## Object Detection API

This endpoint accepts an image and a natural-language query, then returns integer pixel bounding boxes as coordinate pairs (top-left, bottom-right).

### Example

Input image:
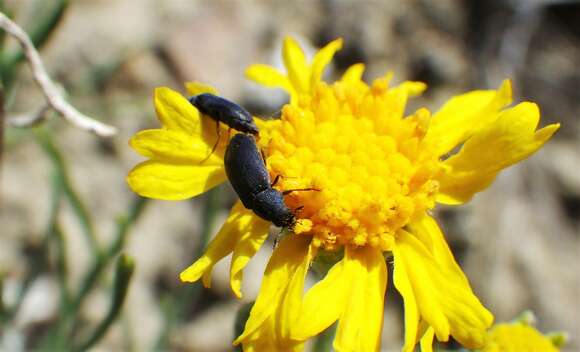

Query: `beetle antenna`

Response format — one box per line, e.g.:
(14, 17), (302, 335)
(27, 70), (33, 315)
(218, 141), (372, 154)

(282, 188), (320, 196)
(270, 175), (301, 187)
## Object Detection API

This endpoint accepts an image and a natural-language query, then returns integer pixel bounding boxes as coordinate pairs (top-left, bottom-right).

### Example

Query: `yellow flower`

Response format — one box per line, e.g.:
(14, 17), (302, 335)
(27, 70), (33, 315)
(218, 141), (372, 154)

(127, 82), (226, 200)
(482, 323), (562, 352)
(126, 36), (559, 352)
(246, 36), (343, 104)
(420, 311), (567, 352)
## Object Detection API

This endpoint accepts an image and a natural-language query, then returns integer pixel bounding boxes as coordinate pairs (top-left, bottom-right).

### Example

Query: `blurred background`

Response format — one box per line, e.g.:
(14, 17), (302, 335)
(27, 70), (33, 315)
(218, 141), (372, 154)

(1, 0), (579, 351)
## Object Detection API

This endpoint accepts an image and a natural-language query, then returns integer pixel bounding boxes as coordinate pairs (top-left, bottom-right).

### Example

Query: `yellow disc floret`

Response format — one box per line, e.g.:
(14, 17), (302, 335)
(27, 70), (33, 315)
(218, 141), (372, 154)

(257, 75), (440, 251)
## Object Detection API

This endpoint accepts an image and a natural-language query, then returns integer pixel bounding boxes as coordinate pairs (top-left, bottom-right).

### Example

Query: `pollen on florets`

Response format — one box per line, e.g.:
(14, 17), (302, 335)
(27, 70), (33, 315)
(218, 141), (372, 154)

(257, 76), (441, 251)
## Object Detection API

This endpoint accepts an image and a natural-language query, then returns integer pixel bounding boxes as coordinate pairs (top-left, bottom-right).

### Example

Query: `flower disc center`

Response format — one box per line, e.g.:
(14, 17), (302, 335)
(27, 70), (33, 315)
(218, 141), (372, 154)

(258, 80), (440, 250)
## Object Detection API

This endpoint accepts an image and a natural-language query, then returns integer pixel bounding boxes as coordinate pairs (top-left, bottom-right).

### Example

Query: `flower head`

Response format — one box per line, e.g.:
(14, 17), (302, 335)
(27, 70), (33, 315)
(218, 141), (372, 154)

(127, 36), (559, 351)
(480, 311), (566, 352)
(420, 311), (567, 352)
(483, 323), (562, 352)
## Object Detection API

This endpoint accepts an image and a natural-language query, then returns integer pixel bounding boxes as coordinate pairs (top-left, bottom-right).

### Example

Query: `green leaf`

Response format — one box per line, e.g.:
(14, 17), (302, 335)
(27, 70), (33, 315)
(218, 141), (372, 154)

(36, 129), (100, 255)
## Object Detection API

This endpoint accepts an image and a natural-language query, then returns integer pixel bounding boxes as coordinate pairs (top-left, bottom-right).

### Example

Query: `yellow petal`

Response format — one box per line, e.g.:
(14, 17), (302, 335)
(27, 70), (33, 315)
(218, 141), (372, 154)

(334, 246), (387, 352)
(235, 235), (313, 346)
(230, 215), (271, 298)
(277, 240), (316, 343)
(310, 38), (343, 88)
(393, 240), (420, 352)
(239, 336), (304, 352)
(397, 81), (427, 97)
(407, 216), (469, 287)
(291, 254), (347, 340)
(154, 87), (203, 135)
(283, 36), (310, 94)
(184, 81), (219, 96)
(180, 202), (250, 285)
(341, 63), (365, 83)
(129, 129), (223, 164)
(394, 226), (493, 349)
(426, 80), (512, 156)
(420, 327), (435, 352)
(437, 102), (560, 204)
(127, 160), (226, 200)
(245, 64), (293, 93)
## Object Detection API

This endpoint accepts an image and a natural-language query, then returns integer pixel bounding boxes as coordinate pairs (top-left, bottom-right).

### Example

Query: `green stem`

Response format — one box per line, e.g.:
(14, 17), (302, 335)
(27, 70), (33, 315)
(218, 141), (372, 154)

(71, 195), (147, 314)
(195, 187), (221, 258)
(233, 302), (254, 352)
(0, 271), (4, 320)
(154, 187), (221, 350)
(313, 323), (337, 352)
(110, 196), (148, 255)
(36, 130), (100, 256)
(52, 224), (70, 310)
(73, 254), (135, 352)
(2, 168), (62, 322)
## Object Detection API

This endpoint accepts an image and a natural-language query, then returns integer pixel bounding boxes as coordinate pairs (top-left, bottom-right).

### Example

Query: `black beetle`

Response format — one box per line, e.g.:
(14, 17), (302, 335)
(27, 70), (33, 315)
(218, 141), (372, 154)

(225, 133), (315, 229)
(188, 93), (259, 135)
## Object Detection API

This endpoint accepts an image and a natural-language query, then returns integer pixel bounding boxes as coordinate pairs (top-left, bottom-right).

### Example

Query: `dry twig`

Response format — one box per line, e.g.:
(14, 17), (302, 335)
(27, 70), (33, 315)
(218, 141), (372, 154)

(8, 104), (51, 127)
(0, 11), (117, 137)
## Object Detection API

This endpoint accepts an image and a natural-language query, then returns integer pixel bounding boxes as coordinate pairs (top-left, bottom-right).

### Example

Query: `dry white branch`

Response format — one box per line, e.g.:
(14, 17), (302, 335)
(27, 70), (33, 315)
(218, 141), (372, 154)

(8, 104), (50, 127)
(0, 11), (117, 137)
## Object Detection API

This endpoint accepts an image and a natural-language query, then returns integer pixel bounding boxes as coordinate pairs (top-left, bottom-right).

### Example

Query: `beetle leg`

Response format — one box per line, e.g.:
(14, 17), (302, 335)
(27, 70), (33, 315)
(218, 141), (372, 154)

(293, 205), (305, 216)
(271, 174), (281, 187)
(259, 148), (268, 166)
(199, 121), (221, 164)
(270, 109), (282, 119)
(273, 228), (285, 249)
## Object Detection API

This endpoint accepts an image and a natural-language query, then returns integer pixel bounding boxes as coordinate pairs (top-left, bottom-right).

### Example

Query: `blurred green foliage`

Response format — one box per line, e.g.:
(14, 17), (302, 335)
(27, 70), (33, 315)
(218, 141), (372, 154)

(0, 0), (69, 88)
(0, 3), (227, 349)
(0, 4), (149, 349)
